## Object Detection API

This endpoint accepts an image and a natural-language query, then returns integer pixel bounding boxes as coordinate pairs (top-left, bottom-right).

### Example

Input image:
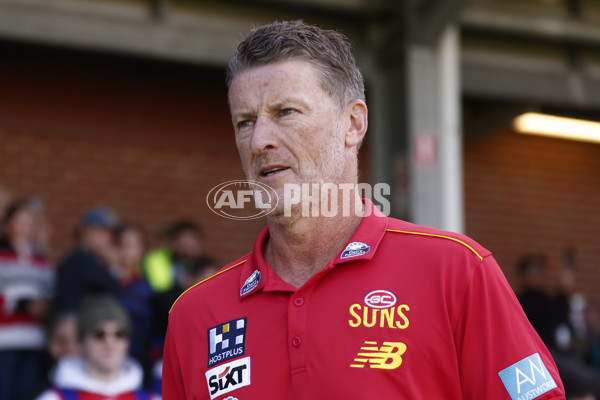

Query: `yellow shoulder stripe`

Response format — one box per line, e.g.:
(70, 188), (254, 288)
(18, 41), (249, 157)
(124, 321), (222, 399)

(169, 259), (247, 314)
(386, 229), (484, 261)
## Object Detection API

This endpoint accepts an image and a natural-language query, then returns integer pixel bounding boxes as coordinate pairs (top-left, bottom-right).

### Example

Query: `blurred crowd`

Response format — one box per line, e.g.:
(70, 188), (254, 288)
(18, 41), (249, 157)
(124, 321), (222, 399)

(0, 190), (219, 400)
(518, 254), (600, 400)
(5, 187), (600, 400)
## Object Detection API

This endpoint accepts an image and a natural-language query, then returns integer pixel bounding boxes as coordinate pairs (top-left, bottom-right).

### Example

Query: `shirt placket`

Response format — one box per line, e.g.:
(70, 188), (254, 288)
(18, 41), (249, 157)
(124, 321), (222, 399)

(288, 286), (309, 378)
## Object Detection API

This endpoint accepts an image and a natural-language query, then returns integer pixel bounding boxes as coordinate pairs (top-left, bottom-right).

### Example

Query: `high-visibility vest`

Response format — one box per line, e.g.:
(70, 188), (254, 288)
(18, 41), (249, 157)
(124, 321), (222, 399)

(143, 248), (174, 293)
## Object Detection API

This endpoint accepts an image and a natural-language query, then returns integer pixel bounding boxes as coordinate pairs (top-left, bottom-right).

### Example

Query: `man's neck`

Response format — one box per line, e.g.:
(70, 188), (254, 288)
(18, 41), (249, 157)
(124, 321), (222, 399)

(264, 195), (364, 288)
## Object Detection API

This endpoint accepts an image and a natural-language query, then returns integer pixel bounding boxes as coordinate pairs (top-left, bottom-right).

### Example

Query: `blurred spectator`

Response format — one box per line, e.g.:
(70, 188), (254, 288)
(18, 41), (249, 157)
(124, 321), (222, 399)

(179, 255), (220, 290)
(150, 256), (219, 399)
(518, 254), (600, 399)
(35, 295), (147, 400)
(517, 254), (571, 350)
(113, 224), (155, 381)
(53, 206), (120, 314)
(26, 312), (80, 400)
(153, 256), (219, 350)
(585, 305), (600, 369)
(552, 350), (599, 400)
(143, 220), (203, 293)
(150, 358), (162, 400)
(0, 199), (54, 400)
(46, 312), (80, 361)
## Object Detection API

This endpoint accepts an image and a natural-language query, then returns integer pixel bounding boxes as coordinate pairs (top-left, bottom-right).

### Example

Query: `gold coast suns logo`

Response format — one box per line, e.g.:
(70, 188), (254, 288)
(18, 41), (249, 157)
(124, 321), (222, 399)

(348, 290), (410, 329)
(348, 290), (410, 370)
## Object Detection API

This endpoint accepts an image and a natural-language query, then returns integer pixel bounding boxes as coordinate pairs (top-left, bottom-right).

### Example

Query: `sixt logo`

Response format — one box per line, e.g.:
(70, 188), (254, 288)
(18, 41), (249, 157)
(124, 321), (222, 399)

(206, 180), (278, 220)
(350, 341), (407, 370)
(205, 357), (251, 400)
(341, 242), (370, 259)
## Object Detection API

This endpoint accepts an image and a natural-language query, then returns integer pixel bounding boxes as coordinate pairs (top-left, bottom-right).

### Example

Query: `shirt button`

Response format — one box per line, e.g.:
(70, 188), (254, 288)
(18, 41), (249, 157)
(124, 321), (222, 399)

(292, 336), (302, 347)
(294, 297), (304, 306)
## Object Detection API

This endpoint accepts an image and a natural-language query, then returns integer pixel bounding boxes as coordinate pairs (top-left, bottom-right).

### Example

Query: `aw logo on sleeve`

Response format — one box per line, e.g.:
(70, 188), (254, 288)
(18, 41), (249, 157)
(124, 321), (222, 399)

(498, 353), (557, 400)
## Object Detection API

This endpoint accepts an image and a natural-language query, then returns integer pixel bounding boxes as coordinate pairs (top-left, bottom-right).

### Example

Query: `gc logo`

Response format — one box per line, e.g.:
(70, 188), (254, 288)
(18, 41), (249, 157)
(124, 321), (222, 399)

(364, 290), (397, 309)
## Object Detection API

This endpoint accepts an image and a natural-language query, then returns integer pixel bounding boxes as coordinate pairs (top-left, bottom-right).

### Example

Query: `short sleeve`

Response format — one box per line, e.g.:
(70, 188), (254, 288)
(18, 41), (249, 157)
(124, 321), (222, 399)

(454, 255), (566, 400)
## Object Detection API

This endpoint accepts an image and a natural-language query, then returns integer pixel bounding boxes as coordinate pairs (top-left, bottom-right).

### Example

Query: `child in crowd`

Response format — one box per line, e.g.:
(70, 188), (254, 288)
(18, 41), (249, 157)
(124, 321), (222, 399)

(36, 295), (148, 400)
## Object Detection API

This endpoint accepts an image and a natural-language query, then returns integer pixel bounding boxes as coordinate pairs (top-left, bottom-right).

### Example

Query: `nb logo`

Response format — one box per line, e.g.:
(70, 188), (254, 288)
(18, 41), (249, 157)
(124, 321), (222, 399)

(350, 341), (407, 370)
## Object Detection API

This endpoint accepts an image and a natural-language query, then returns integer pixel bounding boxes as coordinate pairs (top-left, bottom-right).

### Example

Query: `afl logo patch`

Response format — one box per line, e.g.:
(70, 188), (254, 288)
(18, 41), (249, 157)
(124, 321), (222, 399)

(241, 270), (261, 296)
(341, 242), (370, 259)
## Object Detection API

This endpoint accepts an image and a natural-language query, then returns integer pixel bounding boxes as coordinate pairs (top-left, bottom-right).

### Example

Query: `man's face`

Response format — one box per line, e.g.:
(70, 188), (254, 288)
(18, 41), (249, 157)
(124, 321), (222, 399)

(229, 60), (348, 216)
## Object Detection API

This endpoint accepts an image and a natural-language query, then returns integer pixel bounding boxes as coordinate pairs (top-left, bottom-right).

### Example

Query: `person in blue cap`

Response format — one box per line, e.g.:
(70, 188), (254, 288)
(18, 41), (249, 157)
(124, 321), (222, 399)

(52, 206), (121, 314)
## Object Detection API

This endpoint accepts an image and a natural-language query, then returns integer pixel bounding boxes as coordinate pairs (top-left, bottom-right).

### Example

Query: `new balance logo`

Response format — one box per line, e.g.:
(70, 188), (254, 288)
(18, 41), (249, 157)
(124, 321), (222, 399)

(208, 317), (247, 367)
(350, 341), (407, 370)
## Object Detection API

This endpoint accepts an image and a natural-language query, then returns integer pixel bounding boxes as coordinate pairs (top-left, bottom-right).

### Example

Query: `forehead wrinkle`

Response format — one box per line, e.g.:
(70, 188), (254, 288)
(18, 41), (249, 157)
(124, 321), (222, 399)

(267, 94), (312, 112)
(230, 60), (328, 121)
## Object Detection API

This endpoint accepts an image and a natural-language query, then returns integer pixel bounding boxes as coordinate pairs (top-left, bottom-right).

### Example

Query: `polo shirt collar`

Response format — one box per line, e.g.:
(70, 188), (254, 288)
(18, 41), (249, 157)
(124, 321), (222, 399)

(239, 198), (389, 298)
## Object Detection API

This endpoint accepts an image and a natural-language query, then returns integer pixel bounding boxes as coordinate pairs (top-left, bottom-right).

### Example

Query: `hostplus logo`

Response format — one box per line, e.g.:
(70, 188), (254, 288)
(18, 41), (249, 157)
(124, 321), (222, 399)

(208, 318), (247, 367)
(206, 181), (391, 220)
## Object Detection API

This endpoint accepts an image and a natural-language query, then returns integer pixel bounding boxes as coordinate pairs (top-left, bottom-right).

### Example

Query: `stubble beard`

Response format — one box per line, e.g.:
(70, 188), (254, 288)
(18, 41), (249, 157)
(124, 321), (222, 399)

(269, 126), (347, 225)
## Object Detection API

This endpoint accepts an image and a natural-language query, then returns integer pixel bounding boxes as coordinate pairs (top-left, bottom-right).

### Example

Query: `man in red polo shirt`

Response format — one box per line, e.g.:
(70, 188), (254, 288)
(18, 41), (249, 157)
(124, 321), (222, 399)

(163, 20), (565, 400)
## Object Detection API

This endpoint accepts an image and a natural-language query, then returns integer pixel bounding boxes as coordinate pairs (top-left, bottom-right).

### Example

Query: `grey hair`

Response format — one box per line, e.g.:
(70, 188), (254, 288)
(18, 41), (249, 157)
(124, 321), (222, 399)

(227, 20), (365, 110)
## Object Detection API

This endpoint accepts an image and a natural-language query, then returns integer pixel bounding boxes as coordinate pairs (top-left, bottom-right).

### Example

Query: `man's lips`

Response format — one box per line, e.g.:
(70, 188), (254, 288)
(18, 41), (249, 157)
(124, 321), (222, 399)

(259, 166), (290, 177)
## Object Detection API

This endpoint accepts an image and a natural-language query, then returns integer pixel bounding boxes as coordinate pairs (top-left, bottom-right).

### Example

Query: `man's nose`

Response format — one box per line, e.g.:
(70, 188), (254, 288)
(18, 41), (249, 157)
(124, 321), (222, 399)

(250, 116), (278, 154)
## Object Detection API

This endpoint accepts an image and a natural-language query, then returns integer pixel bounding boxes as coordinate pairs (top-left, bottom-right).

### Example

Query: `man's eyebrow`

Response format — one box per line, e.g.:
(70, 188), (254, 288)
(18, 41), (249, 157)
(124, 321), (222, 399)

(269, 97), (309, 111)
(232, 111), (256, 121)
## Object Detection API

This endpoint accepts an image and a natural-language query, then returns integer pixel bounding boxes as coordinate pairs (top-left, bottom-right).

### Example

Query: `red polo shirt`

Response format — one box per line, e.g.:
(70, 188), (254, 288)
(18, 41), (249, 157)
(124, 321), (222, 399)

(163, 200), (564, 400)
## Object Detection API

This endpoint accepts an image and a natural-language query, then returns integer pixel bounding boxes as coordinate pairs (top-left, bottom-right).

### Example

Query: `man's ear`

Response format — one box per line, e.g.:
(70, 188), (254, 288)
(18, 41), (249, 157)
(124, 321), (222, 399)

(345, 100), (368, 148)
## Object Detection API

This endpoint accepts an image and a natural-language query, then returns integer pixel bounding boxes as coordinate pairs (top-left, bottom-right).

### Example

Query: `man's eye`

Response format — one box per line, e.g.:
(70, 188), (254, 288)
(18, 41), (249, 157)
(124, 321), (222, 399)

(281, 108), (295, 116)
(238, 120), (253, 129)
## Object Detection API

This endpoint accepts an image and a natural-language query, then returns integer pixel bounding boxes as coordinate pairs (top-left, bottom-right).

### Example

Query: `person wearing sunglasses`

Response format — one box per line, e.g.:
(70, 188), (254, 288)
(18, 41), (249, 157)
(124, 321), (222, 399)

(35, 295), (149, 400)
